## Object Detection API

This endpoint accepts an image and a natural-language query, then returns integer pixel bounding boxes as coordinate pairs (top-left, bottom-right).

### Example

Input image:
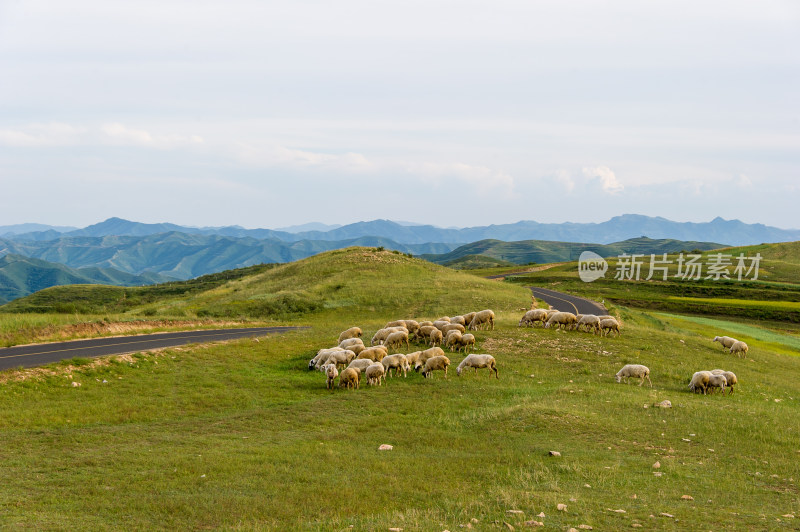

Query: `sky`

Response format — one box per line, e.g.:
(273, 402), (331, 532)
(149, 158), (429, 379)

(0, 0), (798, 230)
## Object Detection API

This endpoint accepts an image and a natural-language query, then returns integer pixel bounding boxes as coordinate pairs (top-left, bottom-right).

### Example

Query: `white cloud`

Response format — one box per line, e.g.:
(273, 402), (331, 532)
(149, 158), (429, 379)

(0, 122), (85, 147)
(582, 166), (624, 193)
(410, 162), (514, 195)
(234, 143), (374, 173)
(554, 169), (575, 193)
(101, 123), (203, 149)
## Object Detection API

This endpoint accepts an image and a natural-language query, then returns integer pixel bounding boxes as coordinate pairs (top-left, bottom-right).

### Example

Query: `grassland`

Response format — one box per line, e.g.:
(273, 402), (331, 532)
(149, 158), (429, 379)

(0, 247), (798, 529)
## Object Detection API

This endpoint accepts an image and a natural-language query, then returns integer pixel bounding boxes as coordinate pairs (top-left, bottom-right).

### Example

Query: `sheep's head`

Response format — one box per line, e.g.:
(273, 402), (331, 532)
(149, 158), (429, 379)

(615, 374), (622, 383)
(456, 366), (463, 376)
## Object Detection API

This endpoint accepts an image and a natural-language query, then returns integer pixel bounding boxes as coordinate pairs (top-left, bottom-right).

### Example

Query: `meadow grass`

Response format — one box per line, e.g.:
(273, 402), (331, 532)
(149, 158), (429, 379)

(0, 248), (798, 529)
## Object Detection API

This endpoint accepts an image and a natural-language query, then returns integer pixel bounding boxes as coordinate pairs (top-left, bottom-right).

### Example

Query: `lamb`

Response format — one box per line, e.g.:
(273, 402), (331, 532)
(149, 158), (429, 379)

(324, 363), (339, 389)
(415, 347), (445, 369)
(338, 327), (363, 343)
(419, 355), (451, 378)
(339, 367), (361, 390)
(347, 358), (375, 373)
(456, 333), (475, 354)
(729, 341), (749, 357)
(468, 309), (495, 331)
(320, 349), (356, 369)
(456, 354), (498, 378)
(712, 336), (737, 350)
(545, 312), (578, 331)
(576, 314), (601, 334)
(365, 362), (386, 386)
(445, 330), (463, 351)
(689, 371), (712, 394)
(356, 346), (388, 362)
(382, 353), (411, 378)
(428, 329), (443, 347)
(615, 364), (652, 387)
(599, 318), (621, 337)
(707, 374), (727, 394)
(383, 330), (410, 351)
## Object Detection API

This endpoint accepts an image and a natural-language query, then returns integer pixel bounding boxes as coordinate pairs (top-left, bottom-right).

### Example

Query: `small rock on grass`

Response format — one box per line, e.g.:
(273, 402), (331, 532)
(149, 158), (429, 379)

(379, 444), (393, 451)
(578, 526), (593, 530)
(389, 528), (403, 532)
(503, 522), (515, 531)
(523, 521), (543, 528)
(506, 510), (524, 515)
(653, 461), (661, 469)
(548, 451), (561, 457)
(557, 503), (568, 511)
(681, 495), (694, 501)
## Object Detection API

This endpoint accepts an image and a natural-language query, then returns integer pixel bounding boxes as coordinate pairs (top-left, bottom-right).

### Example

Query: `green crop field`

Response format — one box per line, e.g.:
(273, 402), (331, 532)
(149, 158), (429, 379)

(0, 247), (798, 529)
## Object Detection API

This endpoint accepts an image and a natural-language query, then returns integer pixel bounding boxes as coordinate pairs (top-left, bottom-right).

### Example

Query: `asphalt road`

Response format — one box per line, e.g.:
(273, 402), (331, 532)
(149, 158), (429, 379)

(529, 287), (607, 316)
(0, 327), (306, 371)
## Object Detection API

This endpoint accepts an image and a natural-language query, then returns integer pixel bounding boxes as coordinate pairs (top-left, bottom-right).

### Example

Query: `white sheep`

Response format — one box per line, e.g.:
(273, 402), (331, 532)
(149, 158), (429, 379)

(418, 320), (434, 328)
(339, 337), (365, 350)
(429, 329), (443, 347)
(576, 314), (601, 334)
(432, 320), (451, 332)
(320, 349), (356, 370)
(689, 371), (712, 394)
(416, 325), (439, 344)
(371, 326), (408, 346)
(444, 330), (462, 351)
(461, 312), (477, 325)
(384, 330), (410, 351)
(415, 347), (445, 369)
(419, 355), (450, 378)
(519, 309), (549, 327)
(729, 341), (749, 357)
(347, 358), (375, 373)
(339, 367), (361, 390)
(457, 333), (475, 354)
(309, 347), (344, 370)
(615, 364), (651, 387)
(450, 315), (466, 326)
(382, 353), (410, 378)
(442, 323), (466, 336)
(707, 374), (727, 394)
(401, 320), (420, 335)
(712, 369), (738, 394)
(456, 354), (498, 378)
(404, 351), (423, 368)
(599, 318), (620, 337)
(468, 309), (495, 331)
(712, 336), (737, 350)
(365, 362), (386, 386)
(338, 327), (363, 343)
(324, 363), (338, 389)
(544, 312), (578, 331)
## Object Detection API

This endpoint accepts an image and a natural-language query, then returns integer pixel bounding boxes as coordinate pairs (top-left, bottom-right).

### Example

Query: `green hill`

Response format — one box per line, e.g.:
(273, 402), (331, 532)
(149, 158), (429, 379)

(0, 254), (174, 305)
(423, 236), (726, 266)
(441, 254), (517, 270)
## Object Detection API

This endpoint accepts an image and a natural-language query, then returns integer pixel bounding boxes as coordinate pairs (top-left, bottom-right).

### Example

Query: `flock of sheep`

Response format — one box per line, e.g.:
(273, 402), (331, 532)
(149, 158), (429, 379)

(307, 303), (748, 395)
(308, 310), (499, 390)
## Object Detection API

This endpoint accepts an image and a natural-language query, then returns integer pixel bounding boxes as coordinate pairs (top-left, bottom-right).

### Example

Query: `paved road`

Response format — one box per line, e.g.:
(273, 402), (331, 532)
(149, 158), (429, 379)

(529, 287), (607, 316)
(0, 327), (306, 371)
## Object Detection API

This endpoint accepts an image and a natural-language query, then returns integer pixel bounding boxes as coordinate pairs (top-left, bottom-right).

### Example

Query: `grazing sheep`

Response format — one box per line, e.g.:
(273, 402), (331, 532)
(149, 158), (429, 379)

(707, 374), (727, 394)
(371, 326), (408, 346)
(347, 358), (375, 373)
(456, 354), (498, 378)
(436, 316), (452, 323)
(468, 309), (495, 331)
(721, 371), (738, 394)
(384, 330), (410, 351)
(456, 333), (475, 354)
(545, 312), (578, 331)
(309, 347), (344, 370)
(415, 347), (445, 369)
(429, 329), (443, 347)
(365, 362), (386, 386)
(339, 367), (361, 390)
(404, 351), (423, 368)
(461, 312), (477, 325)
(599, 318), (621, 337)
(339, 337), (364, 350)
(324, 364), (339, 389)
(356, 346), (388, 362)
(320, 349), (356, 370)
(712, 336), (737, 350)
(432, 320), (451, 332)
(519, 308), (549, 327)
(450, 315), (466, 326)
(401, 320), (420, 335)
(689, 371), (713, 394)
(417, 325), (439, 343)
(518, 310), (536, 327)
(382, 354), (411, 378)
(385, 320), (407, 329)
(338, 327), (363, 343)
(615, 364), (652, 387)
(419, 355), (451, 378)
(418, 321), (434, 328)
(729, 341), (749, 357)
(442, 323), (466, 336)
(576, 314), (601, 334)
(445, 330), (463, 351)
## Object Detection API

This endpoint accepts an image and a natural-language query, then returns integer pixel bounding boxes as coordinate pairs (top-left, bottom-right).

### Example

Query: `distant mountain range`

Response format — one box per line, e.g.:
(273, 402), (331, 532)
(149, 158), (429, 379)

(0, 254), (174, 304)
(3, 215), (798, 246)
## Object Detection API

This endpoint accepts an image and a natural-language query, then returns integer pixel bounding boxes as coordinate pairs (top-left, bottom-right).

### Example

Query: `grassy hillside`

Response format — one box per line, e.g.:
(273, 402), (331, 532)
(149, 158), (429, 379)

(441, 254), (517, 270)
(503, 242), (800, 323)
(0, 247), (797, 529)
(424, 236), (726, 266)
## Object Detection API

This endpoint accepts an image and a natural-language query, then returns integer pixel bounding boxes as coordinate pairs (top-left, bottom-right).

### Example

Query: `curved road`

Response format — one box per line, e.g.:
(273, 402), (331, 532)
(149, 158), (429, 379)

(529, 287), (607, 316)
(0, 327), (306, 371)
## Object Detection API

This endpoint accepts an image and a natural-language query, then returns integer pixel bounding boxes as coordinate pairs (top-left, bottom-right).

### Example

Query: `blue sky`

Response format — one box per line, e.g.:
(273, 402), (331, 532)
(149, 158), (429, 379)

(1, 1), (798, 229)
